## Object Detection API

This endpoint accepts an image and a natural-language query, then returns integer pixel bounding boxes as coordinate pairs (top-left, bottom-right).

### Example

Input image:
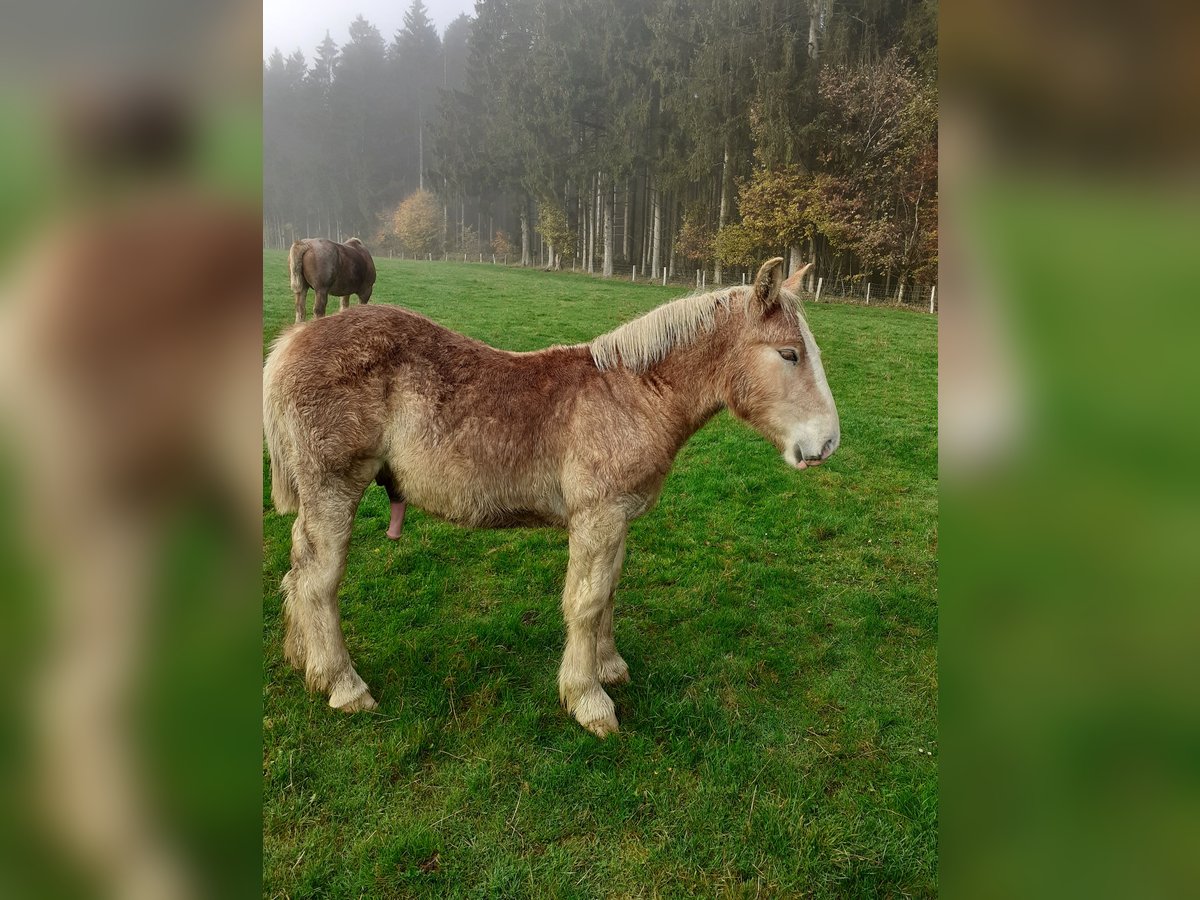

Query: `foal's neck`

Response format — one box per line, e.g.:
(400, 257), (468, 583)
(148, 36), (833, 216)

(647, 320), (738, 450)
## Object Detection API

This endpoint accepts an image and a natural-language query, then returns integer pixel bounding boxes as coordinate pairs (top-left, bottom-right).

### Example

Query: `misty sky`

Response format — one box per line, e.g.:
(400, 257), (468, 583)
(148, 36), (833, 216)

(264, 0), (476, 60)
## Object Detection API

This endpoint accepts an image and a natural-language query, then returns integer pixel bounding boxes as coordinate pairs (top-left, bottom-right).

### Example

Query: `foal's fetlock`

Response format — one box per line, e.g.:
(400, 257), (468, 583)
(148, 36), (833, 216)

(598, 651), (630, 686)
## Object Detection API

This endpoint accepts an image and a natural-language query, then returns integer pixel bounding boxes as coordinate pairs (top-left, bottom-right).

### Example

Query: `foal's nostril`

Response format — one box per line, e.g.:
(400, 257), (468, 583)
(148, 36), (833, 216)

(820, 438), (835, 461)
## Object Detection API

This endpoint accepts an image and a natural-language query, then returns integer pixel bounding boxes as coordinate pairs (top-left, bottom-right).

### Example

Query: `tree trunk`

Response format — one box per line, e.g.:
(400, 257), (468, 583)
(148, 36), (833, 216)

(418, 113), (424, 191)
(807, 0), (825, 61)
(641, 174), (650, 271)
(591, 172), (601, 274)
(584, 193), (592, 273)
(577, 187), (585, 270)
(519, 202), (531, 267)
(650, 175), (661, 277)
(715, 140), (731, 284)
(788, 244), (802, 278)
(602, 179), (614, 277)
(622, 178), (631, 262)
(667, 195), (676, 278)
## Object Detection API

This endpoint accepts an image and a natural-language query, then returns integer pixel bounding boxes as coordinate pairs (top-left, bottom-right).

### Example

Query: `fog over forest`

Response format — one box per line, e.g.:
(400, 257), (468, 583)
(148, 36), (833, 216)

(265, 0), (936, 288)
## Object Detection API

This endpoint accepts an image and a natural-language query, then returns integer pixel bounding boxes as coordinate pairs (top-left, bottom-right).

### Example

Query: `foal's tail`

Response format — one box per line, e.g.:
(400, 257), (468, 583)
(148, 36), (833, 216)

(263, 329), (301, 514)
(287, 240), (308, 294)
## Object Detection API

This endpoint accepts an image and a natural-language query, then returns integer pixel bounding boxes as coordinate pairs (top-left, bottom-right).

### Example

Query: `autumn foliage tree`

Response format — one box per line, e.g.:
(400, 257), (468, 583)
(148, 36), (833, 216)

(392, 189), (442, 257)
(674, 209), (716, 271)
(536, 200), (574, 270)
(713, 51), (936, 285)
(712, 222), (764, 270)
(811, 51), (937, 283)
(490, 230), (514, 259)
(720, 164), (811, 273)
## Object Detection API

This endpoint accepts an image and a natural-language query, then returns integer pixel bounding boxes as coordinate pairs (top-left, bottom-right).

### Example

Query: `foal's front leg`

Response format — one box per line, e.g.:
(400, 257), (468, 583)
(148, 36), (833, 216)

(559, 510), (627, 738)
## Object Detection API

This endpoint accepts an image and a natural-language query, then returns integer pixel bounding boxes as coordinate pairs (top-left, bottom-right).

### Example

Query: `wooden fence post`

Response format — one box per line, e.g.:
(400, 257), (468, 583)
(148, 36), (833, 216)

(930, 285), (936, 313)
(662, 267), (667, 286)
(815, 276), (823, 303)
(866, 283), (871, 305)
(897, 283), (904, 305)
(632, 265), (637, 282)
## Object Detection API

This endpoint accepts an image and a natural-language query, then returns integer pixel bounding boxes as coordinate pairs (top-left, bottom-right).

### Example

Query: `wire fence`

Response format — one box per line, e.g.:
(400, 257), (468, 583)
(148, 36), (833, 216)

(282, 244), (939, 314)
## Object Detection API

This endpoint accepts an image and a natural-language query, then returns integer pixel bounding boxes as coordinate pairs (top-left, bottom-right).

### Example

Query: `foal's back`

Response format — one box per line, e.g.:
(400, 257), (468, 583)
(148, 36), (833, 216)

(275, 305), (604, 523)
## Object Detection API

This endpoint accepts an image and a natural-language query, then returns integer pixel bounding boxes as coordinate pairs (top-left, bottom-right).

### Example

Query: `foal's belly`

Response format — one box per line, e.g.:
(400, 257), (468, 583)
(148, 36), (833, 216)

(412, 493), (568, 530)
(390, 458), (568, 530)
(459, 507), (565, 529)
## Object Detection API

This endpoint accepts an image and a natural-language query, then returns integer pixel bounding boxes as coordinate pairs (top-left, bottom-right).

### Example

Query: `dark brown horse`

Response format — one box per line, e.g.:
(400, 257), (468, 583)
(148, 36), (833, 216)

(288, 237), (377, 324)
(264, 259), (839, 737)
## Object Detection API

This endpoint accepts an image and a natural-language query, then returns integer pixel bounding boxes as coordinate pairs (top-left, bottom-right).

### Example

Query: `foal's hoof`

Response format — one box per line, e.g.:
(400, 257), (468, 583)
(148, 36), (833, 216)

(330, 688), (377, 713)
(385, 526), (403, 540)
(567, 688), (619, 739)
(328, 671), (377, 712)
(580, 713), (620, 739)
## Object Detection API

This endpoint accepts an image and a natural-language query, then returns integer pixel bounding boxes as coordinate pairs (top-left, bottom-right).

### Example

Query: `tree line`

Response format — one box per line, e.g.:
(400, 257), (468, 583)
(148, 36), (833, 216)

(265, 0), (936, 288)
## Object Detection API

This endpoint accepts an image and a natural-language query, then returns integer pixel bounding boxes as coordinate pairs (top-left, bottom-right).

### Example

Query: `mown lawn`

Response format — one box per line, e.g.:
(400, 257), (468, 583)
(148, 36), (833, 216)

(262, 253), (938, 898)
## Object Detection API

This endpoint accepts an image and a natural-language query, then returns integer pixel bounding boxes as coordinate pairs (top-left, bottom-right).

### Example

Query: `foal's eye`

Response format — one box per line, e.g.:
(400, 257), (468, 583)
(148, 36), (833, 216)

(778, 348), (799, 363)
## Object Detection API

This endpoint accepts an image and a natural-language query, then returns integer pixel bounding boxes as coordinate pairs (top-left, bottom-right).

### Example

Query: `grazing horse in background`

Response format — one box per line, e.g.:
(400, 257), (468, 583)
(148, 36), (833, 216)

(288, 237), (376, 324)
(263, 258), (839, 737)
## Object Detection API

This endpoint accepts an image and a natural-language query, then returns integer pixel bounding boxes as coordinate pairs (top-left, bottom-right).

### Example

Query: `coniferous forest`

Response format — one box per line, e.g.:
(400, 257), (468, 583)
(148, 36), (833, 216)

(264, 0), (936, 287)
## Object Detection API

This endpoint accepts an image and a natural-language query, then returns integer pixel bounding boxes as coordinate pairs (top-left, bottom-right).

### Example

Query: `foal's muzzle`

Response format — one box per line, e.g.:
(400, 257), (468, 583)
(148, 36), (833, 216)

(796, 436), (838, 468)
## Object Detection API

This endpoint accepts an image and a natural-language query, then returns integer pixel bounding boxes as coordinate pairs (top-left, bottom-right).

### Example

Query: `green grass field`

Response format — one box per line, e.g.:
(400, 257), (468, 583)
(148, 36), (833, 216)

(262, 252), (938, 898)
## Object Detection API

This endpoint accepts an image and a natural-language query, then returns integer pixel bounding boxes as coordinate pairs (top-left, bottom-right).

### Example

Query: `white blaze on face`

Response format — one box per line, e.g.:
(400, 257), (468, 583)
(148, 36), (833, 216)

(782, 326), (840, 470)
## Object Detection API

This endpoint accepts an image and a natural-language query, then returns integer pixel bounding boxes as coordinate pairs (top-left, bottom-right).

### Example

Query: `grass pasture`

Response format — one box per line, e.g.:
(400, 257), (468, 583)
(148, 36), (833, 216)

(262, 253), (938, 897)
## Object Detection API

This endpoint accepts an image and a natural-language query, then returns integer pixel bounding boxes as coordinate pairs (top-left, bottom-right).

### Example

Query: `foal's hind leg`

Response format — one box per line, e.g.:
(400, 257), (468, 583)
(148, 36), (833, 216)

(293, 289), (308, 324)
(313, 290), (331, 317)
(596, 533), (630, 686)
(339, 295), (350, 312)
(281, 485), (377, 711)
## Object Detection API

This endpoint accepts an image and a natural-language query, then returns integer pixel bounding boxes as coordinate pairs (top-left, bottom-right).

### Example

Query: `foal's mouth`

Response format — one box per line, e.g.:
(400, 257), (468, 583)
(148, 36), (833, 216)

(786, 436), (837, 470)
(791, 457), (824, 470)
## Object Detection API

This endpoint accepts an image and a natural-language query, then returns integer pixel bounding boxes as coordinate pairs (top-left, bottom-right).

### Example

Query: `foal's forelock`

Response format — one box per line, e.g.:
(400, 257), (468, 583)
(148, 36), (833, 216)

(589, 286), (806, 373)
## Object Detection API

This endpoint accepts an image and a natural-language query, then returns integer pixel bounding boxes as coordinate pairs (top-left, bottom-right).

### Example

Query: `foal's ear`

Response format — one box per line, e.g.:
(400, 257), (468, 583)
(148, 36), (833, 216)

(781, 262), (813, 295)
(753, 257), (786, 309)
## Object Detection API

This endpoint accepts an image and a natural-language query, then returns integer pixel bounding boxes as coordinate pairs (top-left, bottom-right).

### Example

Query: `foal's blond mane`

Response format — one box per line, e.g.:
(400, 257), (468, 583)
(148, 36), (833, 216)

(588, 285), (805, 373)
